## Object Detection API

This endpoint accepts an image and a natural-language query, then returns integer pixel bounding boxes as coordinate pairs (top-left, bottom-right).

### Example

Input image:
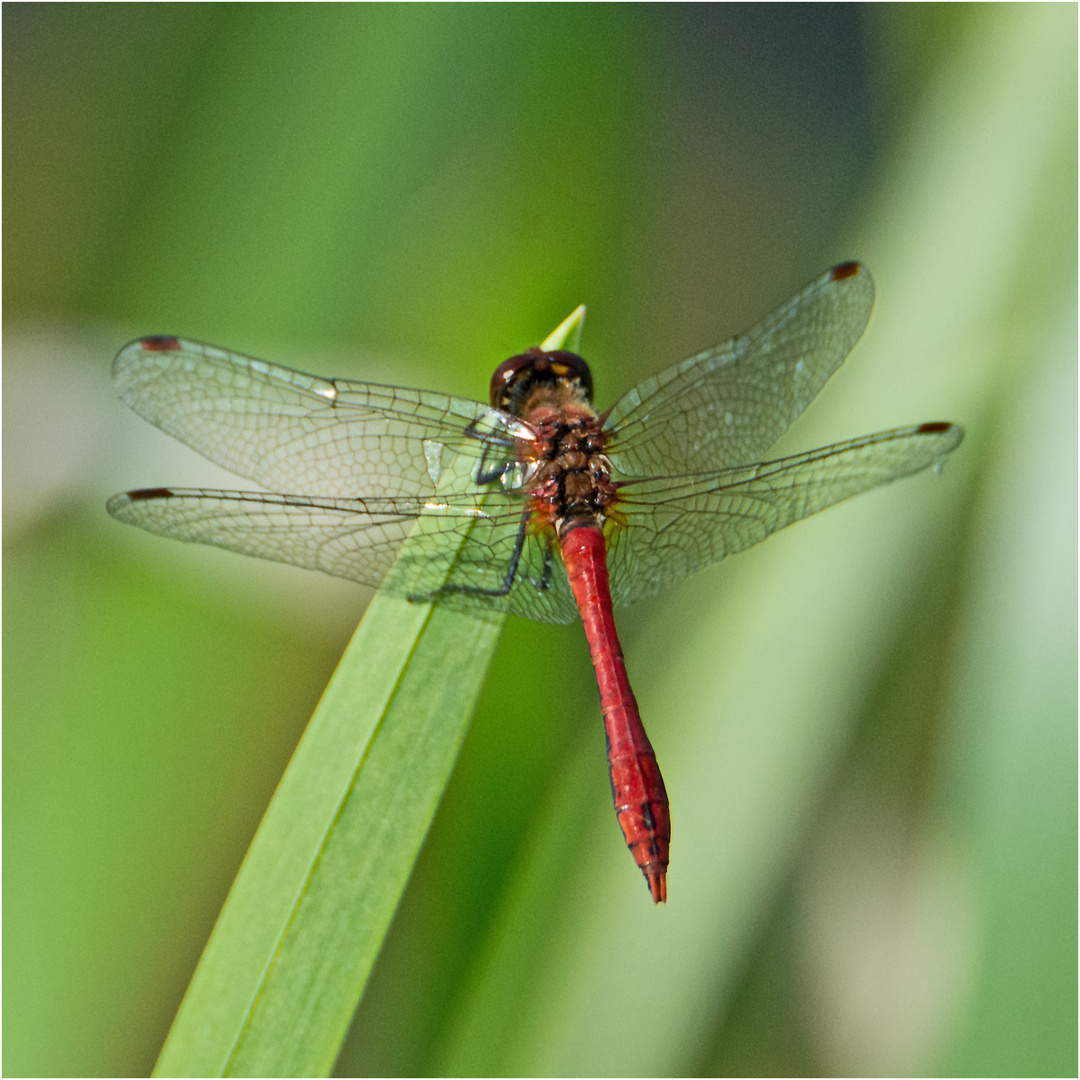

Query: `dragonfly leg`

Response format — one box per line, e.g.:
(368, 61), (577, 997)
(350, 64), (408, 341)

(408, 508), (531, 602)
(465, 419), (517, 485)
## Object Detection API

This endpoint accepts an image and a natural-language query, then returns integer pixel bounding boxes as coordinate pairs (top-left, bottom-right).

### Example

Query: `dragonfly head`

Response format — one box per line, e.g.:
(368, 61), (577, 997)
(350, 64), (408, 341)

(489, 347), (594, 416)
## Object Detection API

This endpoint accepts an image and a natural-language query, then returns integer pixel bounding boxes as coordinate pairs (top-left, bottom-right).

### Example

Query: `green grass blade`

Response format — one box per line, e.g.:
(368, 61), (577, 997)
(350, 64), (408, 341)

(152, 308), (584, 1077)
(152, 594), (502, 1076)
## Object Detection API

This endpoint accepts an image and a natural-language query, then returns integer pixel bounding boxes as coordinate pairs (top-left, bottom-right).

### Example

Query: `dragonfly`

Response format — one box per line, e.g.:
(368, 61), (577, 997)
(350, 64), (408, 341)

(107, 261), (962, 903)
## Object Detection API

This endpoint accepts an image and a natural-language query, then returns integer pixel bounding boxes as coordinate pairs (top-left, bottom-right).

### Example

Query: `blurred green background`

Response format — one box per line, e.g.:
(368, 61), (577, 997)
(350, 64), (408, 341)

(4, 4), (1075, 1076)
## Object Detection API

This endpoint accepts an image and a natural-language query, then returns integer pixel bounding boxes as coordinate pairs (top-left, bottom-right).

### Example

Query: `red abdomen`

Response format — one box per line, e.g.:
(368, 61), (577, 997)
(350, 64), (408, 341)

(560, 525), (670, 903)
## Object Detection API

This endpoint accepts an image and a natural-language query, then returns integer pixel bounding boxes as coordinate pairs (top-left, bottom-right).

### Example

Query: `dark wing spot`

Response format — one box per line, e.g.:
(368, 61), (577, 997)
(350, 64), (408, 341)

(139, 336), (182, 352)
(830, 261), (862, 281)
(916, 421), (954, 434)
(126, 487), (176, 501)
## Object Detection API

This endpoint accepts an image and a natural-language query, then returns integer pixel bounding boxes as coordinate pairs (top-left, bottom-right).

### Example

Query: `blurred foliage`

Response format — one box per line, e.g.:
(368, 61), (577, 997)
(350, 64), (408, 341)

(4, 4), (1075, 1077)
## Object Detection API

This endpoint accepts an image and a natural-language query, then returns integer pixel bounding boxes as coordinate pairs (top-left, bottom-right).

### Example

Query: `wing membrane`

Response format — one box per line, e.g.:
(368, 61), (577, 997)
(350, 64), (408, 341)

(605, 422), (963, 608)
(107, 487), (578, 624)
(605, 263), (875, 476)
(113, 337), (529, 500)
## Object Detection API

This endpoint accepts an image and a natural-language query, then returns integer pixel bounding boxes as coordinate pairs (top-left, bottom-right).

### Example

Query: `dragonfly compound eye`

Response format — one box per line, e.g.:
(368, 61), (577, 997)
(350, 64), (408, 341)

(489, 347), (594, 412)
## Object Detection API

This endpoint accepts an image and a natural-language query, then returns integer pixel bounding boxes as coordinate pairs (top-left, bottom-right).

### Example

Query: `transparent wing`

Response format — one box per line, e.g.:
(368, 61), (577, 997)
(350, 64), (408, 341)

(112, 336), (532, 500)
(106, 486), (579, 624)
(605, 263), (876, 476)
(605, 422), (963, 608)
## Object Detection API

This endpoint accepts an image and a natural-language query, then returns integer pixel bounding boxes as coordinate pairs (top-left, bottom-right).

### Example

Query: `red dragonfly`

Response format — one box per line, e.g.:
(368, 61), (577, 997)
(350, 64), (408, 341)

(108, 262), (962, 903)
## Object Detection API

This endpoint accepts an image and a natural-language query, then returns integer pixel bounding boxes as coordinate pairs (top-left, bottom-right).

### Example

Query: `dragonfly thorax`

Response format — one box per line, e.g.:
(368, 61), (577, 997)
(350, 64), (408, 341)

(528, 415), (618, 539)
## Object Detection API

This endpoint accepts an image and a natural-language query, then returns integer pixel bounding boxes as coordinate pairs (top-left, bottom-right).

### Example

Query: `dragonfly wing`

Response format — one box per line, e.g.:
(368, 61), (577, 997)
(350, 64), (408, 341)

(107, 487), (579, 624)
(605, 263), (875, 476)
(605, 421), (963, 608)
(108, 487), (415, 588)
(113, 337), (530, 500)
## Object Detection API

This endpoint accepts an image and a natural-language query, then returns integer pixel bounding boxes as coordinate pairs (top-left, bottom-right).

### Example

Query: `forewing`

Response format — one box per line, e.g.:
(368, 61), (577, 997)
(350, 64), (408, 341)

(605, 263), (876, 476)
(106, 487), (579, 624)
(112, 337), (529, 500)
(605, 422), (963, 608)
